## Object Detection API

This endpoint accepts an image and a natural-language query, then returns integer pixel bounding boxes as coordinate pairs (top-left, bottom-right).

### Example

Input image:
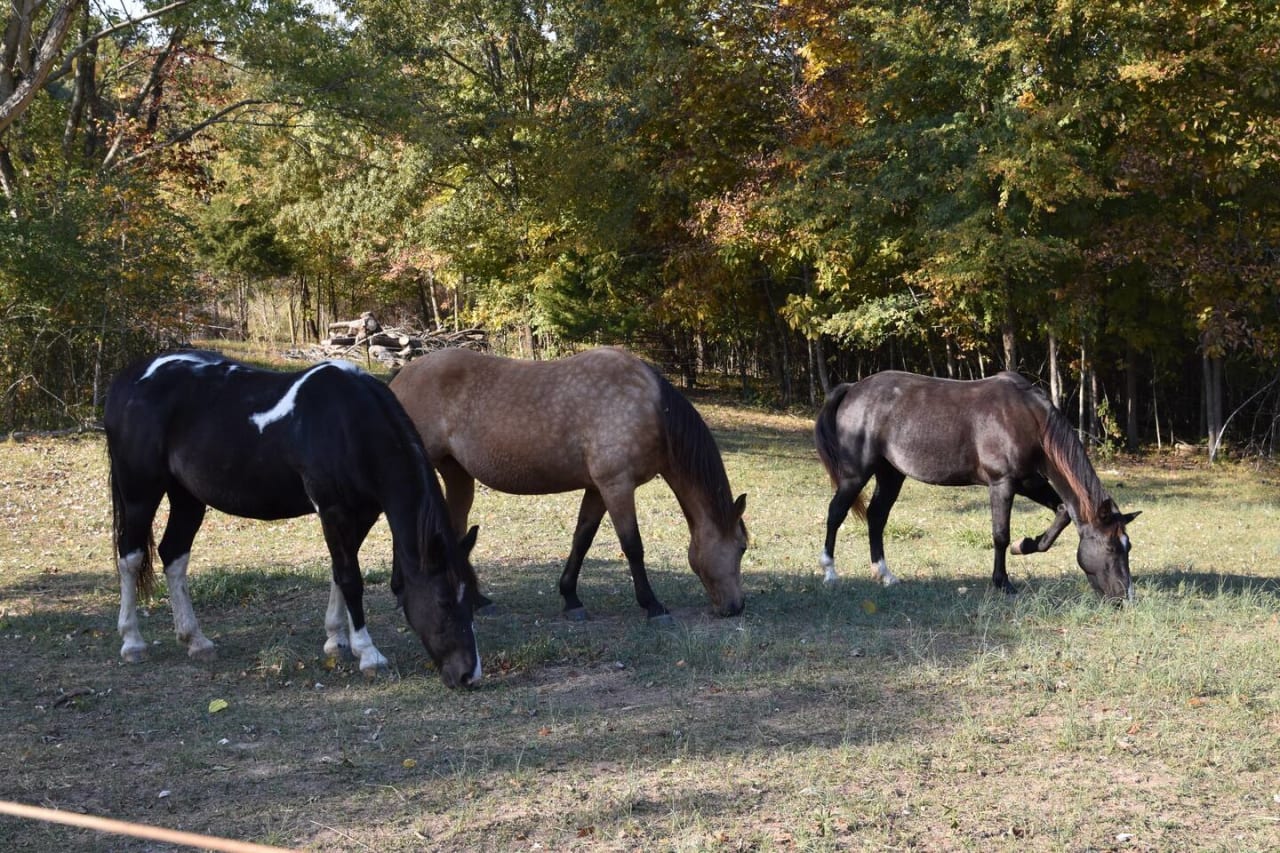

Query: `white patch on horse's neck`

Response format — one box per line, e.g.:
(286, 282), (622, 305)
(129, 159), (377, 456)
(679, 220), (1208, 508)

(139, 352), (223, 381)
(250, 361), (359, 432)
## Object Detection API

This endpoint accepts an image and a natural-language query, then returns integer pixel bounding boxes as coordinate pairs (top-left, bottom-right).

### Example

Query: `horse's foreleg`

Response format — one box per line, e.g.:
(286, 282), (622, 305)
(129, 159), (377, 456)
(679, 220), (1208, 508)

(821, 479), (866, 584)
(323, 580), (351, 659)
(157, 490), (215, 660)
(603, 487), (669, 622)
(435, 458), (491, 611)
(988, 481), (1018, 594)
(437, 457), (475, 538)
(319, 508), (387, 674)
(865, 469), (904, 586)
(1010, 477), (1070, 555)
(559, 489), (606, 620)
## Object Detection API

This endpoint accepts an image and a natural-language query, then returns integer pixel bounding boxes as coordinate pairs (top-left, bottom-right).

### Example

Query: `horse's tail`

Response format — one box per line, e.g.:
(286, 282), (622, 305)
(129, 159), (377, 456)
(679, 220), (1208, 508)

(109, 462), (156, 599)
(814, 383), (867, 521)
(650, 367), (737, 530)
(814, 383), (849, 484)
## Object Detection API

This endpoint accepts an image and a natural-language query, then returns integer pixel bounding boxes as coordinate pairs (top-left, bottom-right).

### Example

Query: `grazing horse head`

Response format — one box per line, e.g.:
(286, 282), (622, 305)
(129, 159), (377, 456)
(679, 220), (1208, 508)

(399, 525), (482, 688)
(1076, 500), (1141, 603)
(688, 493), (748, 616)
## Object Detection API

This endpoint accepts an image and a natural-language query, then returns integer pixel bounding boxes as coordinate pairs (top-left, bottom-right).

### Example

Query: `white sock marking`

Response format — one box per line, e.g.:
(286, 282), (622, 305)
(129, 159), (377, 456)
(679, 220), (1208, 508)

(250, 361), (361, 432)
(164, 553), (214, 657)
(872, 558), (900, 586)
(323, 581), (350, 656)
(117, 550), (147, 661)
(349, 625), (388, 672)
(820, 552), (839, 584)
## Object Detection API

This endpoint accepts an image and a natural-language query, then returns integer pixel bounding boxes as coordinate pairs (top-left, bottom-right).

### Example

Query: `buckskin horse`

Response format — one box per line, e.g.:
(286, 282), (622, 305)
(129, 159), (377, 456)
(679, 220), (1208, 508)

(814, 370), (1138, 600)
(105, 350), (482, 688)
(390, 347), (747, 622)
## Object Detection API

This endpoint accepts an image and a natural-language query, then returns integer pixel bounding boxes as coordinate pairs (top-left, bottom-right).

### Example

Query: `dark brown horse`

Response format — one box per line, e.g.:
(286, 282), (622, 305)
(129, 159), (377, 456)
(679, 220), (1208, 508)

(390, 347), (748, 621)
(815, 370), (1138, 600)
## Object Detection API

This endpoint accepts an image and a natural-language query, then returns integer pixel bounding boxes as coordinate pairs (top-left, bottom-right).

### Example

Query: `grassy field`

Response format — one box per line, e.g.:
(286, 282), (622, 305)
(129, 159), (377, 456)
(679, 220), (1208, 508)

(2, 387), (1279, 851)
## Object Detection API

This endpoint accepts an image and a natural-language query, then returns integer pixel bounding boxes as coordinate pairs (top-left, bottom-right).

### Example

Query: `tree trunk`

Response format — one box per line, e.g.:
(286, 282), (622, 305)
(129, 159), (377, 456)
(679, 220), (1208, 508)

(1204, 353), (1224, 459)
(1001, 300), (1018, 372)
(814, 336), (831, 397)
(1078, 341), (1088, 445)
(1047, 330), (1061, 409)
(1125, 344), (1139, 451)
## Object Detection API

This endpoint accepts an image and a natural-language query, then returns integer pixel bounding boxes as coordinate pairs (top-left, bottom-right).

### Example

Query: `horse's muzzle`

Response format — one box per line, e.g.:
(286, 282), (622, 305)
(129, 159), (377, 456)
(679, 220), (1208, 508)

(717, 597), (745, 618)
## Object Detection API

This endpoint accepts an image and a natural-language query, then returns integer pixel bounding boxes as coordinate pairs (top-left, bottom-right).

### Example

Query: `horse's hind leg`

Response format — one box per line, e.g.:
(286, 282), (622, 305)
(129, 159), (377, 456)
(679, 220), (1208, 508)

(1010, 476), (1069, 556)
(114, 486), (163, 663)
(821, 478), (867, 584)
(558, 489), (607, 620)
(865, 468), (905, 586)
(157, 486), (215, 660)
(988, 480), (1018, 594)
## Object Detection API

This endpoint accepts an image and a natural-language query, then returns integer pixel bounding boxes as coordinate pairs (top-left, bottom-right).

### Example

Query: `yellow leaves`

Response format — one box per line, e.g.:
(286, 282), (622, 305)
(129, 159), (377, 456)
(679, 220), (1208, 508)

(207, 698), (229, 714)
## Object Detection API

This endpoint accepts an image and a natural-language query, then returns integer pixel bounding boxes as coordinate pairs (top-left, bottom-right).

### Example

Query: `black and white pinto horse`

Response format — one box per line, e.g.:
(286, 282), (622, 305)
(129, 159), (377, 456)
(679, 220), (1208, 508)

(815, 371), (1139, 601)
(105, 351), (482, 688)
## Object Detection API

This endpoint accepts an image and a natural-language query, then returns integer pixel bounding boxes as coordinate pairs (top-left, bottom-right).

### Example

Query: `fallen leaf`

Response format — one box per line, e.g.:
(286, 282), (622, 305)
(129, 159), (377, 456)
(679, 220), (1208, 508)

(402, 758), (416, 769)
(861, 599), (877, 615)
(207, 698), (229, 714)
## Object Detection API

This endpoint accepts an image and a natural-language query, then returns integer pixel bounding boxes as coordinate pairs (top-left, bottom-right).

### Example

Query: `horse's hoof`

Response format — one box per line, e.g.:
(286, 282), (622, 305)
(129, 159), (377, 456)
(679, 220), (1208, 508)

(120, 648), (147, 664)
(648, 613), (676, 628)
(1010, 537), (1037, 556)
(1000, 583), (1019, 596)
(187, 644), (217, 662)
(822, 574), (840, 587)
(475, 602), (501, 617)
(360, 665), (388, 680)
(562, 607), (589, 622)
(324, 641), (355, 662)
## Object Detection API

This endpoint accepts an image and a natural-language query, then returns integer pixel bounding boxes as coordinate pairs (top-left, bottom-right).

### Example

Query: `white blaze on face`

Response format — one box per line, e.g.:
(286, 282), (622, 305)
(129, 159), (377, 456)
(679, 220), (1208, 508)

(139, 352), (222, 381)
(469, 632), (483, 683)
(250, 361), (361, 432)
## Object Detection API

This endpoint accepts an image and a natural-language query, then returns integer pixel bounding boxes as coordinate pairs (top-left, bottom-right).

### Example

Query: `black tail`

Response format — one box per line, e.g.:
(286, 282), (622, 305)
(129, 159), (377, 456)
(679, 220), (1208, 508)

(814, 383), (851, 485)
(109, 463), (156, 599)
(814, 383), (867, 521)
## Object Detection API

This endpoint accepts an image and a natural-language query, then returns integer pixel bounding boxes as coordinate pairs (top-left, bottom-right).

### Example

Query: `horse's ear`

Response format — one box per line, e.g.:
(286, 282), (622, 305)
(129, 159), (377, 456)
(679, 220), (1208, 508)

(460, 525), (479, 557)
(733, 494), (747, 518)
(1121, 510), (1141, 525)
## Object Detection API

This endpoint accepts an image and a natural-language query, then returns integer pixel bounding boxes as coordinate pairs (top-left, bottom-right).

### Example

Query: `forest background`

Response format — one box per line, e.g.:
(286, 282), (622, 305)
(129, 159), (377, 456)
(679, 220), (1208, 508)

(1, 0), (1277, 457)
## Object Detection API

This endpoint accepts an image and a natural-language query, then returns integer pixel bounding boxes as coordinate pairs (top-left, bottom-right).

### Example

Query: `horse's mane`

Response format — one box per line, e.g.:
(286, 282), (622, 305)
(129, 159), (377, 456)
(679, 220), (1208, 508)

(360, 373), (473, 586)
(1040, 404), (1110, 525)
(649, 366), (738, 533)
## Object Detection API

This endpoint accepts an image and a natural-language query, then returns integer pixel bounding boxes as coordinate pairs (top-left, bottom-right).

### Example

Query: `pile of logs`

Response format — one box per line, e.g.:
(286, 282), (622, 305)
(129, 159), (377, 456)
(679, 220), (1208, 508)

(296, 312), (487, 367)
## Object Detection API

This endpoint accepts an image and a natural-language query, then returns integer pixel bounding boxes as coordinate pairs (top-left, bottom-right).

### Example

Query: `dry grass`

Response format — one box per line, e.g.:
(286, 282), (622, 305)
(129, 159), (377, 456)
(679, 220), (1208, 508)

(1, 393), (1279, 851)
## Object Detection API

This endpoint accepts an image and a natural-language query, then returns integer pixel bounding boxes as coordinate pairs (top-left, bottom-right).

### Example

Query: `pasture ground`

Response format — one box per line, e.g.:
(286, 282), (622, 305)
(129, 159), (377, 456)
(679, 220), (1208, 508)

(2, 394), (1279, 851)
